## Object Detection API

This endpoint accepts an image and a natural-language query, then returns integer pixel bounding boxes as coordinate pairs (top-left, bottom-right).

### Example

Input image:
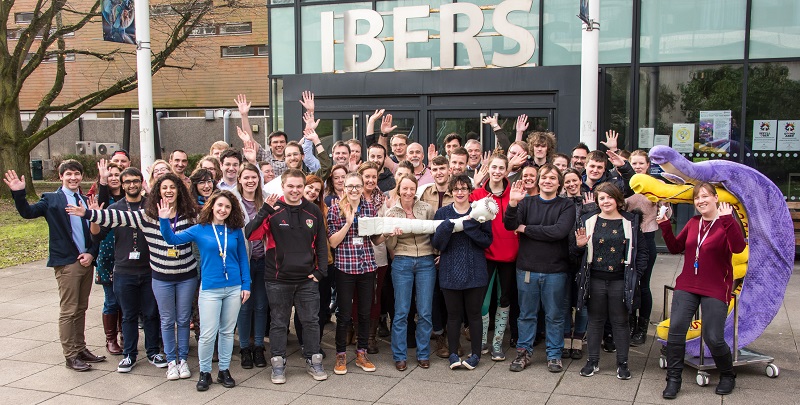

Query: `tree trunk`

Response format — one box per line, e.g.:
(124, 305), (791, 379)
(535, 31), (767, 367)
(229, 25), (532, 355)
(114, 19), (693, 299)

(0, 104), (36, 199)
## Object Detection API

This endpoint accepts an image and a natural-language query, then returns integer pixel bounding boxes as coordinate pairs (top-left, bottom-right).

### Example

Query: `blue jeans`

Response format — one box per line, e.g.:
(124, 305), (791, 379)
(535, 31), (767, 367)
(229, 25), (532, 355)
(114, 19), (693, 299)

(102, 284), (120, 315)
(564, 277), (589, 338)
(516, 270), (568, 360)
(114, 273), (160, 360)
(152, 277), (198, 362)
(391, 255), (436, 362)
(198, 286), (242, 373)
(237, 257), (268, 348)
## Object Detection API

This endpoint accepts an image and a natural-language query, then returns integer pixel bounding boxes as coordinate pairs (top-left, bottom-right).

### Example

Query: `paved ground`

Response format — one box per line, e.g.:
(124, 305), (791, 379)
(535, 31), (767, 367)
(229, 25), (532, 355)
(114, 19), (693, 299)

(0, 254), (797, 404)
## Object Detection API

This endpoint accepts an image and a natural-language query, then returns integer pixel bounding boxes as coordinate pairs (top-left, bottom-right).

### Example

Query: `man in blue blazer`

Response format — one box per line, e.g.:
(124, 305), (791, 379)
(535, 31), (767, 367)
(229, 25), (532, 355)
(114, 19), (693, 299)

(4, 160), (106, 371)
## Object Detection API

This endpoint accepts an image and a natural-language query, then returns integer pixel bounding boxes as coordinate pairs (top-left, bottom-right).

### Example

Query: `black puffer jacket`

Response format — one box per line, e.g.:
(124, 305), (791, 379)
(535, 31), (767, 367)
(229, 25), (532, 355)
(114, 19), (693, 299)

(571, 209), (648, 313)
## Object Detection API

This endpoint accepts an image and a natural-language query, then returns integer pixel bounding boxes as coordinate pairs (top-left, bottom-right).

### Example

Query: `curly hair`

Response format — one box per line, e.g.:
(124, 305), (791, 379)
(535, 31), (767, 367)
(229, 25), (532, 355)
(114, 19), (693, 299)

(197, 190), (245, 229)
(145, 173), (198, 221)
(528, 131), (557, 162)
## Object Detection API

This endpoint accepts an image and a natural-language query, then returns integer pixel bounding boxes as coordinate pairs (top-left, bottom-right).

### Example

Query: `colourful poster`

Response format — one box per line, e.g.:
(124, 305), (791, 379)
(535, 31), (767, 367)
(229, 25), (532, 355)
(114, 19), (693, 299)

(752, 120), (777, 151)
(698, 110), (731, 152)
(777, 120), (800, 151)
(638, 128), (654, 149)
(672, 124), (695, 153)
(102, 0), (136, 45)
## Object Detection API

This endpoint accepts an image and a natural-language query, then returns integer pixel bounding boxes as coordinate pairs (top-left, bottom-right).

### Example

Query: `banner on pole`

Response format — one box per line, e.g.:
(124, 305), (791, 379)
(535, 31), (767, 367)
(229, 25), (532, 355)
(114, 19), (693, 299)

(578, 0), (590, 25)
(102, 0), (136, 44)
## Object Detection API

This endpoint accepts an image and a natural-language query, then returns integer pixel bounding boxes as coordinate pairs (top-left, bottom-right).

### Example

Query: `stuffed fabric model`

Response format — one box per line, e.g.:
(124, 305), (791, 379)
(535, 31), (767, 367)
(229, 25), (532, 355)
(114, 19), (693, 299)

(358, 196), (499, 236)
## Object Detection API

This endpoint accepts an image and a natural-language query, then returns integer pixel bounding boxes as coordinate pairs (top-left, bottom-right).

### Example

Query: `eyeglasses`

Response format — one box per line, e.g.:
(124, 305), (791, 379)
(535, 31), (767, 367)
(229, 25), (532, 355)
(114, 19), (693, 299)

(122, 180), (142, 185)
(453, 187), (470, 193)
(197, 180), (214, 186)
(344, 185), (363, 191)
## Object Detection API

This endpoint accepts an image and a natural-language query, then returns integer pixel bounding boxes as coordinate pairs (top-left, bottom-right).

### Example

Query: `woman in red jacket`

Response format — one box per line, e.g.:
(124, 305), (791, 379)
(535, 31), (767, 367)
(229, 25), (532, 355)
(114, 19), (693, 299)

(470, 154), (519, 361)
(657, 182), (746, 399)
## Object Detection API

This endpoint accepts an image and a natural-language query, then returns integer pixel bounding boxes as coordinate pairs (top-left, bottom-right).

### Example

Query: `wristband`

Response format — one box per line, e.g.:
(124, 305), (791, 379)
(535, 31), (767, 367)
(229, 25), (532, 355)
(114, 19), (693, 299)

(314, 143), (323, 149)
(492, 125), (500, 130)
(380, 133), (389, 137)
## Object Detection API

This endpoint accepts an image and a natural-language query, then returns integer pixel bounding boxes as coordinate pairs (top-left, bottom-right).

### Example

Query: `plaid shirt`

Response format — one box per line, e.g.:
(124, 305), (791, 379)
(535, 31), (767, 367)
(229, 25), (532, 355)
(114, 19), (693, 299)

(327, 197), (378, 275)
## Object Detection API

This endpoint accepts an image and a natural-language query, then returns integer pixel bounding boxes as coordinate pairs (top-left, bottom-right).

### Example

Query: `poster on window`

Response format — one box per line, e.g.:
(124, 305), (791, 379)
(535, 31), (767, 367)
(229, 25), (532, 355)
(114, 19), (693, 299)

(777, 120), (800, 151)
(698, 110), (731, 152)
(752, 120), (777, 151)
(653, 135), (670, 147)
(672, 124), (695, 153)
(638, 128), (654, 149)
(102, 0), (136, 45)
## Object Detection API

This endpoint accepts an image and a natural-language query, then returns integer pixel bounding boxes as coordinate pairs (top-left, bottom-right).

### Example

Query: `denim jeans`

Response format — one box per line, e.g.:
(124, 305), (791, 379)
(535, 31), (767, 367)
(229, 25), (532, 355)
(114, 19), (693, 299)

(267, 279), (320, 360)
(114, 273), (160, 360)
(198, 286), (242, 373)
(237, 257), (268, 348)
(516, 270), (568, 360)
(152, 277), (198, 362)
(587, 278), (630, 363)
(335, 271), (375, 352)
(667, 290), (730, 357)
(391, 255), (436, 362)
(295, 269), (330, 347)
(564, 277), (589, 338)
(102, 284), (120, 315)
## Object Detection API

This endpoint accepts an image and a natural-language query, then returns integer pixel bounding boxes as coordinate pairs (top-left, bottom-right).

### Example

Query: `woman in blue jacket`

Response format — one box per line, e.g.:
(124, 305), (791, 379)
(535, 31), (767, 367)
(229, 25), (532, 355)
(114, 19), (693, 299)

(159, 190), (251, 392)
(433, 174), (493, 370)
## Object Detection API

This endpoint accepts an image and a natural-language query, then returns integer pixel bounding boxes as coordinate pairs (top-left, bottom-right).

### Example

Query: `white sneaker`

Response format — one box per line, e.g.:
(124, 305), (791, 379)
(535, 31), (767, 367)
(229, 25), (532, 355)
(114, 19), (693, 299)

(166, 360), (180, 380)
(178, 359), (191, 379)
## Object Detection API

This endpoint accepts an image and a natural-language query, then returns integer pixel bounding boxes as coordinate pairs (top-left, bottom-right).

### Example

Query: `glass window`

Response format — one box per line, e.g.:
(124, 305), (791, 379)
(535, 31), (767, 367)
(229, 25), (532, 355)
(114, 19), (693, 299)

(221, 45), (267, 58)
(602, 67), (632, 148)
(640, 0), (745, 63)
(636, 64), (743, 163)
(455, 0), (539, 68)
(15, 12), (34, 24)
(301, 2), (372, 73)
(271, 78), (285, 132)
(542, 0), (632, 66)
(271, 7), (296, 75)
(744, 62), (800, 201)
(750, 0), (800, 59)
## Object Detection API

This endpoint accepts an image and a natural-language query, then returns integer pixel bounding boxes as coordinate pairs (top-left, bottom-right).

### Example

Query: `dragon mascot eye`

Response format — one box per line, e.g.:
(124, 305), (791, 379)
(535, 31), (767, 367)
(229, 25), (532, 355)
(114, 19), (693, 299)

(630, 145), (793, 357)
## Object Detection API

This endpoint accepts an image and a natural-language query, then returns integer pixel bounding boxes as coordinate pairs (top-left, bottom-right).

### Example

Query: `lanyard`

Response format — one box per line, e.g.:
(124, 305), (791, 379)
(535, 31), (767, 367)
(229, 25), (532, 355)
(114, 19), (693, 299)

(213, 224), (229, 280)
(124, 199), (139, 252)
(694, 217), (717, 275)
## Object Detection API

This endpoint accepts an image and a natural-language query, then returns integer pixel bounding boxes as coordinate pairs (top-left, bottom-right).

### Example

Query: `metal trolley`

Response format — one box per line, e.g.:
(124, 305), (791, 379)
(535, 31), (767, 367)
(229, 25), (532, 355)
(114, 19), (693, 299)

(658, 285), (780, 386)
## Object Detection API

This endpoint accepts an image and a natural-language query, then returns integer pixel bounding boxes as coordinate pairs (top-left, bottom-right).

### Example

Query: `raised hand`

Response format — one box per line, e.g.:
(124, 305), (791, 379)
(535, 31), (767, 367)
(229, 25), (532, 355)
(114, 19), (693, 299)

(65, 198), (87, 217)
(606, 149), (626, 168)
(380, 114), (397, 134)
(428, 143), (439, 161)
(481, 115), (498, 128)
(367, 109), (385, 124)
(348, 158), (361, 173)
(509, 151), (528, 168)
(97, 158), (109, 185)
(509, 180), (527, 204)
(86, 194), (104, 211)
(474, 163), (489, 186)
(481, 151), (491, 167)
(157, 198), (172, 219)
(303, 111), (319, 131)
(516, 114), (529, 133)
(265, 193), (279, 208)
(575, 227), (591, 247)
(601, 130), (619, 151)
(242, 140), (258, 164)
(583, 191), (595, 206)
(341, 199), (355, 224)
(236, 125), (253, 143)
(303, 128), (321, 145)
(299, 90), (315, 113)
(235, 94), (251, 115)
(3, 170), (25, 191)
(718, 202), (734, 217)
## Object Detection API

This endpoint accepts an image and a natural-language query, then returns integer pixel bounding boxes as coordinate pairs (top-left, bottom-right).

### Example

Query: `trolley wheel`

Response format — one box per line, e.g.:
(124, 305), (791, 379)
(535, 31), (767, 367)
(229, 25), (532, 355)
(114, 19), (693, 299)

(658, 355), (667, 369)
(696, 371), (710, 386)
(766, 363), (779, 378)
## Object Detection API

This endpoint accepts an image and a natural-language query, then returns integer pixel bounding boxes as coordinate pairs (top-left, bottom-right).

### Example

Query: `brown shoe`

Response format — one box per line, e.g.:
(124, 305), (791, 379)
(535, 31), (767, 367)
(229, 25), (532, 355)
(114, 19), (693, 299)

(66, 357), (92, 372)
(434, 334), (449, 358)
(395, 360), (407, 371)
(77, 349), (106, 363)
(103, 313), (123, 355)
(417, 359), (430, 369)
(367, 319), (379, 354)
(355, 350), (376, 372)
(334, 352), (347, 375)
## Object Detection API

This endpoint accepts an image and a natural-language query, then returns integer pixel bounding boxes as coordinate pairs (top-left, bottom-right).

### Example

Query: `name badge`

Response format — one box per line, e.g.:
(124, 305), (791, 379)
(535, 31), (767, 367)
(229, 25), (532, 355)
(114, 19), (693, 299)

(353, 237), (364, 246)
(167, 248), (180, 258)
(129, 251), (141, 260)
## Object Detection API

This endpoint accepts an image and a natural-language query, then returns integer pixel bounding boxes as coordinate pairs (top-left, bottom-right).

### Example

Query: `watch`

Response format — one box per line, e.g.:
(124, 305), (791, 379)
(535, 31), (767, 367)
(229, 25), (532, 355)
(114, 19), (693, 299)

(380, 133), (389, 137)
(314, 143), (323, 149)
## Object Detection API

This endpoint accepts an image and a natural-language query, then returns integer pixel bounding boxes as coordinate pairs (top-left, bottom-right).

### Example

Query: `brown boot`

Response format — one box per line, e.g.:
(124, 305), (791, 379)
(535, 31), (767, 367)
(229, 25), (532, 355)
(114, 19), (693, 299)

(117, 311), (124, 348)
(368, 319), (379, 354)
(102, 313), (123, 355)
(434, 333), (449, 358)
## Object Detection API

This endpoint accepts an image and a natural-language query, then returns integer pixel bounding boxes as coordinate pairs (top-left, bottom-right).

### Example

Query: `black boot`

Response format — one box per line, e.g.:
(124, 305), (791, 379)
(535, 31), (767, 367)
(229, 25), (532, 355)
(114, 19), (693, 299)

(631, 318), (649, 346)
(240, 346), (253, 369)
(713, 352), (736, 395)
(252, 346), (267, 368)
(663, 343), (685, 399)
(196, 372), (212, 391)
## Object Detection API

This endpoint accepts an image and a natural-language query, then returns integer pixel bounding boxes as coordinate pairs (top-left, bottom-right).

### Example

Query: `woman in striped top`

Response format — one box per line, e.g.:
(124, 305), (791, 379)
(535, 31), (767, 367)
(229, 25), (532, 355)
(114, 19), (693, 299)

(67, 173), (199, 381)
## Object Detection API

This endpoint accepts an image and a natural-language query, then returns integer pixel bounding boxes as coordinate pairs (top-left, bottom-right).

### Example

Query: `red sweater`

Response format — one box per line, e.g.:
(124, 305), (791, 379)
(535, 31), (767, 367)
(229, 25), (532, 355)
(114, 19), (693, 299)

(470, 179), (518, 263)
(659, 214), (746, 304)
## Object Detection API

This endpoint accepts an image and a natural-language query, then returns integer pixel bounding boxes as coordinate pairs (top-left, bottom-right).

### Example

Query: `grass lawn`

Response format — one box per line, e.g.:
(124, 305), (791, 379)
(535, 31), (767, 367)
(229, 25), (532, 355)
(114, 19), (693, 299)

(0, 181), (94, 268)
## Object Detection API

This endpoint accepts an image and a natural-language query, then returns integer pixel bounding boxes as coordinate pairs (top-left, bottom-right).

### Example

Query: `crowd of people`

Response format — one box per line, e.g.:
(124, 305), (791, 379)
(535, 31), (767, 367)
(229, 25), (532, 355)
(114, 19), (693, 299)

(3, 91), (746, 399)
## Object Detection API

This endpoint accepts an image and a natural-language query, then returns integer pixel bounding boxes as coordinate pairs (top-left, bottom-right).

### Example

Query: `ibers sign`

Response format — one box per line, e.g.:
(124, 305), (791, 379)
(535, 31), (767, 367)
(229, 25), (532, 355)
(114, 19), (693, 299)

(320, 0), (537, 73)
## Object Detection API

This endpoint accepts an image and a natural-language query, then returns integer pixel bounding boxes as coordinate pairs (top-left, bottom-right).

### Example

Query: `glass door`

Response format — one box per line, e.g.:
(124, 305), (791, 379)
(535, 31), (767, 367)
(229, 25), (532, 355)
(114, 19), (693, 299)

(487, 109), (552, 150)
(311, 112), (361, 154)
(431, 109), (553, 154)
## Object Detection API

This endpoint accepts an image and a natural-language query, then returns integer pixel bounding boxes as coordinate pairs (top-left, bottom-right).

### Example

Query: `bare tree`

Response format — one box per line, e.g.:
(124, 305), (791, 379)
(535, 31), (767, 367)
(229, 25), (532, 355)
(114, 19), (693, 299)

(0, 0), (259, 197)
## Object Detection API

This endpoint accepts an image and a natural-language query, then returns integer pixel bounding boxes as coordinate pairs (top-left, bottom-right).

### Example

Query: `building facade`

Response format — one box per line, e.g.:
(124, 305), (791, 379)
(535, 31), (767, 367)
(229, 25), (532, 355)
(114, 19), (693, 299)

(267, 0), (800, 201)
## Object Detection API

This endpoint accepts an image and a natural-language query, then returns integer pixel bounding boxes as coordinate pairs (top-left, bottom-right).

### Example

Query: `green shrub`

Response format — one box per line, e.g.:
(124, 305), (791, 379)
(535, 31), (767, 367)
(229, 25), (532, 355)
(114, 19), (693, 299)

(187, 154), (204, 174)
(52, 154), (100, 180)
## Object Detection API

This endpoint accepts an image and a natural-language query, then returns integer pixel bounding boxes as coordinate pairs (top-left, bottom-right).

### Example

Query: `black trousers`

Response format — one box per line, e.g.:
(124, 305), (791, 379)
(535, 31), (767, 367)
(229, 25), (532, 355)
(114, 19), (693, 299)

(587, 278), (630, 363)
(442, 287), (485, 357)
(334, 271), (376, 352)
(667, 290), (730, 356)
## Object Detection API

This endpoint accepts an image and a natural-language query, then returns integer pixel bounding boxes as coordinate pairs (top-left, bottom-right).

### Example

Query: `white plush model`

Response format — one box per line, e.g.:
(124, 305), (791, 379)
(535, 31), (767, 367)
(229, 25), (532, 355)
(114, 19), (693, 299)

(358, 196), (499, 236)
